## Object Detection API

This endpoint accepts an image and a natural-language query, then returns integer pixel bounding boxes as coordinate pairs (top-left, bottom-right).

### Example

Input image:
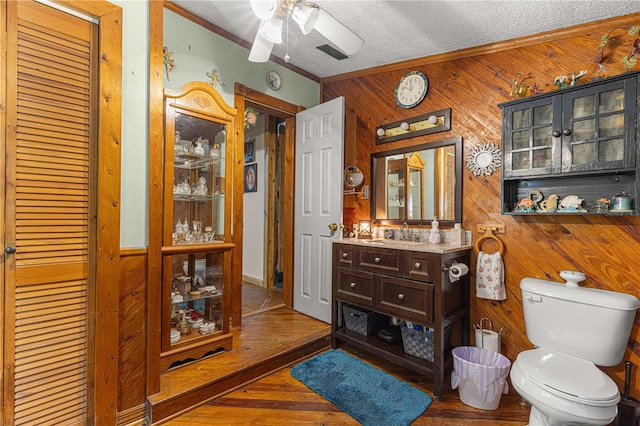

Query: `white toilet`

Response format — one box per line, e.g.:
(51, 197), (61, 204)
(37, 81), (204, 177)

(511, 270), (640, 426)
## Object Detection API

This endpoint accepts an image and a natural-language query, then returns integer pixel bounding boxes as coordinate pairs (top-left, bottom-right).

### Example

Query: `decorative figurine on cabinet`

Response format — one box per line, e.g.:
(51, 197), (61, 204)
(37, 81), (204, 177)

(539, 194), (559, 212)
(516, 198), (536, 212)
(558, 195), (587, 212)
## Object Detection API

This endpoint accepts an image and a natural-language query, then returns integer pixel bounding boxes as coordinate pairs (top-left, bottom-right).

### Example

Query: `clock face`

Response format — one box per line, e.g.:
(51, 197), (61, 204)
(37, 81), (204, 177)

(394, 71), (428, 108)
(266, 70), (281, 91)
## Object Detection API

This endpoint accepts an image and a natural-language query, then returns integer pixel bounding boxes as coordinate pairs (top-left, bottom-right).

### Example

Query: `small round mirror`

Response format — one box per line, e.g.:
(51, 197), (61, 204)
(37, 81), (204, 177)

(466, 142), (501, 177)
(344, 166), (364, 189)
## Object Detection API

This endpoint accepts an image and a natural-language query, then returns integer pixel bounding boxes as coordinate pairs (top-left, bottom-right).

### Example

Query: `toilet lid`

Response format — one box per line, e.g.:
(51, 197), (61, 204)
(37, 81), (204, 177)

(515, 349), (620, 405)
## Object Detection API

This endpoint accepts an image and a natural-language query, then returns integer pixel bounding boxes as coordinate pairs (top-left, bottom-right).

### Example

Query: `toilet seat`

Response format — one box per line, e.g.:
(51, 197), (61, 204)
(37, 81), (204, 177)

(514, 349), (620, 406)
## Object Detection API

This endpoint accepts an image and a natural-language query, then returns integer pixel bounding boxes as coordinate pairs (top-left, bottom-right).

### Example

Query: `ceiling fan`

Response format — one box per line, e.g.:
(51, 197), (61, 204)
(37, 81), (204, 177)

(248, 0), (364, 63)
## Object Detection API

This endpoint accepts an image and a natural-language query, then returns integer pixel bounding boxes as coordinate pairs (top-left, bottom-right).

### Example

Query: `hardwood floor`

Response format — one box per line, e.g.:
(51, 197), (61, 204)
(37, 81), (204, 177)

(161, 298), (530, 425)
(241, 282), (284, 316)
(147, 306), (331, 423)
(165, 345), (530, 425)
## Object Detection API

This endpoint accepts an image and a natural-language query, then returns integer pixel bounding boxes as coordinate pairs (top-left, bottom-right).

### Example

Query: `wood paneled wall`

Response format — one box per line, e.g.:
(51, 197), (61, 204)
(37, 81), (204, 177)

(118, 249), (148, 422)
(323, 13), (640, 397)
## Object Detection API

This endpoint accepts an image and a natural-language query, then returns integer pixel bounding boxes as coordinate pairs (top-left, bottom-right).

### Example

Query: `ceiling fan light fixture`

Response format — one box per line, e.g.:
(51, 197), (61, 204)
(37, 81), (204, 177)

(250, 0), (278, 20)
(248, 31), (274, 62)
(314, 8), (363, 55)
(258, 17), (283, 44)
(291, 3), (319, 35)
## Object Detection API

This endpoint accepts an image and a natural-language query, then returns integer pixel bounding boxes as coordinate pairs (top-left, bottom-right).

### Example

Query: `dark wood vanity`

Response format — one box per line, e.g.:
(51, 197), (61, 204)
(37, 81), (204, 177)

(331, 239), (471, 400)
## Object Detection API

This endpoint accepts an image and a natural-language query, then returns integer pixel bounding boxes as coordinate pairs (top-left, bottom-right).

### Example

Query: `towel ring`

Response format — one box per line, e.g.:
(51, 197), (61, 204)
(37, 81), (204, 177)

(473, 231), (505, 257)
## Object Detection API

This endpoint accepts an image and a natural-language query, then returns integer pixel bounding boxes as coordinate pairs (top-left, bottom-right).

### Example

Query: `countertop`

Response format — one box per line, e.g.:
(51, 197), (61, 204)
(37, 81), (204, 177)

(333, 238), (471, 254)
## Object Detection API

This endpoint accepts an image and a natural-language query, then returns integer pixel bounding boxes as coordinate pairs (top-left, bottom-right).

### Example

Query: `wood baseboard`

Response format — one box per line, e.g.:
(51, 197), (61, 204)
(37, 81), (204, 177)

(242, 275), (264, 287)
(117, 403), (147, 426)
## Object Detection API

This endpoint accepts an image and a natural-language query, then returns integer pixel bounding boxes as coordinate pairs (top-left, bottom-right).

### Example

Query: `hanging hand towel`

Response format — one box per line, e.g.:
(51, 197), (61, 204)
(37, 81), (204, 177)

(476, 251), (506, 300)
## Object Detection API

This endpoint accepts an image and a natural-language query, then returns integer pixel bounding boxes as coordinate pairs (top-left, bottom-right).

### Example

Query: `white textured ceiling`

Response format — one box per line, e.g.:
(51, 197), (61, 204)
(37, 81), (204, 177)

(170, 1), (640, 79)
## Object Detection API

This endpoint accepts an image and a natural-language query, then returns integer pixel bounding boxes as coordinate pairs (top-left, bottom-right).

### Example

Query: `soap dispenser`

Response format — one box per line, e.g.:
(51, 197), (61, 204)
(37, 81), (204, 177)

(450, 223), (465, 246)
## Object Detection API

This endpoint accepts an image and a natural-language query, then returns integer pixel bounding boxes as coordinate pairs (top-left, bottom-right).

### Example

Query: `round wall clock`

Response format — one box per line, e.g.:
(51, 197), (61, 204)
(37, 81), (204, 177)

(266, 70), (282, 91)
(394, 71), (428, 108)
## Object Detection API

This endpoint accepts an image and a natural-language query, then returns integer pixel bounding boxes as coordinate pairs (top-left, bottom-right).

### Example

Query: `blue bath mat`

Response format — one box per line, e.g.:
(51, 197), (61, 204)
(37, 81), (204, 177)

(291, 349), (431, 426)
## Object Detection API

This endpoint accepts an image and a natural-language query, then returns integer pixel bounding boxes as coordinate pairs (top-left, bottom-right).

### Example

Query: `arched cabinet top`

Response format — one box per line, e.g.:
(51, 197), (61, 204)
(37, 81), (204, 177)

(164, 81), (237, 121)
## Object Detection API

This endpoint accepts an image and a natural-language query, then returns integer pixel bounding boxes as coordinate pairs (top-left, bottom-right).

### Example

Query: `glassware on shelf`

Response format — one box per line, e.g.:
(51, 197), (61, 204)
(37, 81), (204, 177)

(210, 143), (221, 160)
(194, 137), (205, 156)
(611, 190), (634, 211)
(191, 176), (208, 196)
(204, 226), (214, 242)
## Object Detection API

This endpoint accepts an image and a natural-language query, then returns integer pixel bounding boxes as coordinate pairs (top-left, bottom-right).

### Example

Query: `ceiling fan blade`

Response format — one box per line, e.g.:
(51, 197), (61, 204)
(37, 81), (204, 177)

(250, 0), (277, 20)
(248, 31), (274, 62)
(291, 3), (319, 35)
(258, 17), (283, 44)
(313, 7), (363, 55)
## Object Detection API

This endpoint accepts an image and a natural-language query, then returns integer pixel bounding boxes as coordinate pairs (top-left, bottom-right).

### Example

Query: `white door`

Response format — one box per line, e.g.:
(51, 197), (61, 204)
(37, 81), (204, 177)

(294, 97), (344, 323)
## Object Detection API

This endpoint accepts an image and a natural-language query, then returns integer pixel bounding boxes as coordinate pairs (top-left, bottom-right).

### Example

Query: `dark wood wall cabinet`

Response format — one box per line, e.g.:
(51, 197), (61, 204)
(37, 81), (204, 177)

(500, 70), (639, 215)
(331, 240), (471, 401)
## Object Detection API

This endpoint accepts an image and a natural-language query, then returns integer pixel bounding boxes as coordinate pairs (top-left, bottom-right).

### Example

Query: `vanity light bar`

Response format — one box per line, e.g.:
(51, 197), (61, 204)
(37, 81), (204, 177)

(376, 108), (451, 145)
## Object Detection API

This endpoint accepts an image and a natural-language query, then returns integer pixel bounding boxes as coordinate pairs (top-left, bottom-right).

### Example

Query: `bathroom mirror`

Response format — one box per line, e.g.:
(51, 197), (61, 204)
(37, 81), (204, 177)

(370, 136), (462, 225)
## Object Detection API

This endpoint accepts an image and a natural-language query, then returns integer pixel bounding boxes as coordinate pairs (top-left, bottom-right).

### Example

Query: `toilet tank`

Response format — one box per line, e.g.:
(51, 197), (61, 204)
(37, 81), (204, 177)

(520, 277), (640, 366)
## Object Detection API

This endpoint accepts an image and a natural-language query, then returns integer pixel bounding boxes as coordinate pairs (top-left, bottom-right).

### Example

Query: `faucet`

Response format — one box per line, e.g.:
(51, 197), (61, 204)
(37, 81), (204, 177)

(401, 222), (410, 240)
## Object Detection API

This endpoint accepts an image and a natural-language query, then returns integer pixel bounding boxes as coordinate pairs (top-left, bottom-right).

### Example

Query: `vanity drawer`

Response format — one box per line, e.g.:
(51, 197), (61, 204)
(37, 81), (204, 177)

(402, 251), (432, 282)
(376, 275), (433, 325)
(357, 247), (400, 276)
(335, 244), (355, 268)
(336, 268), (374, 307)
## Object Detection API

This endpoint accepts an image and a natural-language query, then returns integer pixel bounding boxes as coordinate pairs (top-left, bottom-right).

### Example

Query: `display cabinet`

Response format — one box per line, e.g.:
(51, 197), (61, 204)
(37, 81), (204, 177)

(500, 71), (639, 215)
(387, 152), (425, 220)
(159, 82), (235, 370)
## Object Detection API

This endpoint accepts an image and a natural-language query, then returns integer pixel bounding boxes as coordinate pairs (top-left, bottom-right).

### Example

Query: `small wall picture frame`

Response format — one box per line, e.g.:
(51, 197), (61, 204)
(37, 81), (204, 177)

(244, 163), (257, 193)
(244, 140), (255, 163)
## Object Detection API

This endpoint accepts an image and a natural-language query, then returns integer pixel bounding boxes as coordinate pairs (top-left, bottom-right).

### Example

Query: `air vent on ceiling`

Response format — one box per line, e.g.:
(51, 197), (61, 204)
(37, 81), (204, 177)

(316, 44), (348, 60)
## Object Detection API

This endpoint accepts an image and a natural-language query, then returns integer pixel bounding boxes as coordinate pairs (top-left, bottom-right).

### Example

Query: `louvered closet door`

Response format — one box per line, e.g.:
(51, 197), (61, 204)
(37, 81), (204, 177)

(4, 2), (97, 425)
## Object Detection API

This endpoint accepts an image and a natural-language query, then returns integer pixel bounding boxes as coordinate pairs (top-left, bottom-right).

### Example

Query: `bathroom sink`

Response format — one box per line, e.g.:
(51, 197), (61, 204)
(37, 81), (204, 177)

(359, 239), (425, 248)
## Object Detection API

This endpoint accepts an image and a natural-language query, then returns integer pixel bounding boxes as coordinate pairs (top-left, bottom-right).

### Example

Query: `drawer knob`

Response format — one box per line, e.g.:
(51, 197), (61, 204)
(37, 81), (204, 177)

(414, 262), (421, 269)
(342, 252), (348, 259)
(350, 282), (357, 288)
(374, 257), (381, 263)
(398, 293), (405, 300)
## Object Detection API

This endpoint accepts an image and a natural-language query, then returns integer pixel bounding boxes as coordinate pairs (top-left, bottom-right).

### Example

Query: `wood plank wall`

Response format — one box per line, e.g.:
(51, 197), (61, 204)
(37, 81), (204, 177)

(118, 249), (147, 422)
(323, 13), (640, 397)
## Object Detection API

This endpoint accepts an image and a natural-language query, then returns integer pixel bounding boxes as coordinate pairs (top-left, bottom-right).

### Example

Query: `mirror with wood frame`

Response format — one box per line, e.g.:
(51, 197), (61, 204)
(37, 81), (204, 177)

(370, 136), (462, 226)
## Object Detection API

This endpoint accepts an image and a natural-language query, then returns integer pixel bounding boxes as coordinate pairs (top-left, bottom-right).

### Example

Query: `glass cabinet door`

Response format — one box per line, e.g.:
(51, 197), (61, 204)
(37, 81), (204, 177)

(170, 112), (226, 245)
(562, 79), (635, 172)
(408, 167), (422, 220)
(503, 96), (561, 177)
(165, 251), (226, 349)
(387, 164), (406, 219)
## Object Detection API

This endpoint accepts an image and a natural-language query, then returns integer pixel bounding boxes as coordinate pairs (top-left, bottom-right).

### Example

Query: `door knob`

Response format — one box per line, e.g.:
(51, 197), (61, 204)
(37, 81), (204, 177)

(5, 246), (16, 254)
(328, 223), (338, 231)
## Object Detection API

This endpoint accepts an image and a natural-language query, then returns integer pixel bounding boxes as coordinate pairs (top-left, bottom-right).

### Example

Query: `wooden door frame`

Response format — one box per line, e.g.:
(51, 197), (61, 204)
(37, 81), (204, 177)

(0, 0), (122, 424)
(232, 83), (303, 326)
(54, 2), (122, 423)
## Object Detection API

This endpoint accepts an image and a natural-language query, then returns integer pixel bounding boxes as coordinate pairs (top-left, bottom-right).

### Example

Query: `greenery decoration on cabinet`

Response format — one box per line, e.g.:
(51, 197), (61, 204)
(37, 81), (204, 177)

(499, 70), (639, 215)
(159, 81), (236, 371)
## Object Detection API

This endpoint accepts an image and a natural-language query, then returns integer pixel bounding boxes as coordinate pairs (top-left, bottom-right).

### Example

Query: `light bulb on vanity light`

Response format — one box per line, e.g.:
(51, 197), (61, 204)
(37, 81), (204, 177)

(428, 115), (438, 124)
(400, 122), (410, 131)
(376, 128), (385, 137)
